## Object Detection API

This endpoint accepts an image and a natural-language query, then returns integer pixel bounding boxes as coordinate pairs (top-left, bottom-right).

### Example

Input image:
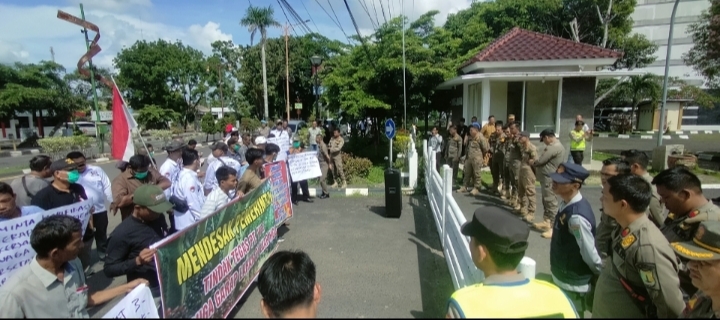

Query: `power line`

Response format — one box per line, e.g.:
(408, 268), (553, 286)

(300, 0), (321, 34)
(371, 0), (382, 27)
(326, 0), (346, 35)
(388, 0), (393, 20)
(313, 0), (353, 45)
(343, 0), (376, 69)
(280, 0), (313, 34)
(379, 0), (388, 24)
(358, 0), (378, 29)
(276, 0), (300, 36)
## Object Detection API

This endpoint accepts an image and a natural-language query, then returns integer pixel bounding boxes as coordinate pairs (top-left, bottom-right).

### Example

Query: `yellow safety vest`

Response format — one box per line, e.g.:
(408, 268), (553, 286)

(448, 278), (578, 318)
(570, 130), (586, 151)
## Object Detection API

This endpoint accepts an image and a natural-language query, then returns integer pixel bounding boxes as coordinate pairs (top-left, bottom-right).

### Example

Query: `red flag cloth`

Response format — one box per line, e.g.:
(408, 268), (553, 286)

(111, 86), (135, 161)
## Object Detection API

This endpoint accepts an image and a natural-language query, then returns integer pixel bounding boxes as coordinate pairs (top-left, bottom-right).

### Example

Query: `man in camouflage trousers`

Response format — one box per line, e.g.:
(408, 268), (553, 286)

(517, 131), (538, 222)
(505, 122), (522, 210)
(489, 121), (505, 195)
(457, 123), (489, 196)
(445, 125), (463, 188)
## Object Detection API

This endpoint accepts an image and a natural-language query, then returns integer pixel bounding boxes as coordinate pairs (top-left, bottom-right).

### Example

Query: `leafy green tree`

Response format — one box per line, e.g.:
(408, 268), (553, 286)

(137, 104), (180, 129)
(241, 5), (281, 120)
(685, 1), (720, 89)
(113, 40), (208, 128)
(200, 112), (218, 141)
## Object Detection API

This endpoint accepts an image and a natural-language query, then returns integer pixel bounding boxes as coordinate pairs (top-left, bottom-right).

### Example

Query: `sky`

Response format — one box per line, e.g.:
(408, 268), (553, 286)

(0, 0), (473, 71)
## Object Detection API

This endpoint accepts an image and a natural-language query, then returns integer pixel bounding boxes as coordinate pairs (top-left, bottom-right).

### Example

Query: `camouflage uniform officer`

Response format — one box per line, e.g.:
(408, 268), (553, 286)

(445, 125), (463, 188)
(672, 221), (720, 318)
(505, 122), (522, 210)
(652, 166), (720, 299)
(488, 121), (505, 195)
(501, 126), (513, 200)
(517, 131), (537, 222)
(458, 123), (489, 196)
(593, 174), (684, 318)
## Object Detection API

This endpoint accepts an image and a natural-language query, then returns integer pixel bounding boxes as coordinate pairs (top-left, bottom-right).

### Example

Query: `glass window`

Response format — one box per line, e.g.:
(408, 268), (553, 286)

(524, 80), (559, 133)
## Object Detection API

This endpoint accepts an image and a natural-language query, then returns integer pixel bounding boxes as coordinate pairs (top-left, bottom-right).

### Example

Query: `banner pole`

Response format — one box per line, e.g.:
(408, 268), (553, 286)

(110, 75), (157, 168)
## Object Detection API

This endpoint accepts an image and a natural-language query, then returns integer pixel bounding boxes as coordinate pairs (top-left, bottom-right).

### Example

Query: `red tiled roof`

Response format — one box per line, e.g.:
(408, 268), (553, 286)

(459, 27), (623, 71)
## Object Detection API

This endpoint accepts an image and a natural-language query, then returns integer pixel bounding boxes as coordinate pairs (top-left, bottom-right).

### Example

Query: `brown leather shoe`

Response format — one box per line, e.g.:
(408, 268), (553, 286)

(470, 188), (480, 196)
(533, 221), (552, 232)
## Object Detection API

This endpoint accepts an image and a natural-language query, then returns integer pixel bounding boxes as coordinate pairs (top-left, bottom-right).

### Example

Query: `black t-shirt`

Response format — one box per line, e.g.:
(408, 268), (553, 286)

(31, 183), (87, 210)
(103, 215), (169, 288)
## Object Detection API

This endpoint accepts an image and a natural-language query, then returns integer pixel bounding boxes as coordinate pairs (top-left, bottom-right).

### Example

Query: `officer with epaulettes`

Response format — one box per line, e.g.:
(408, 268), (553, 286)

(592, 174), (684, 318)
(651, 166), (720, 299)
(500, 125), (514, 201)
(672, 221), (720, 318)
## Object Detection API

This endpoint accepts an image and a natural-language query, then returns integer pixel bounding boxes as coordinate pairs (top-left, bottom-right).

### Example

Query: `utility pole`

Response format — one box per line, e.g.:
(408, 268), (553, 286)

(50, 47), (55, 62)
(80, 3), (103, 153)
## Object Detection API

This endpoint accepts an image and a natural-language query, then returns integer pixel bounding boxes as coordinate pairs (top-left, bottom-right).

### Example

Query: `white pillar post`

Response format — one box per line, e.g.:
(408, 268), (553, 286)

(481, 79), (491, 126)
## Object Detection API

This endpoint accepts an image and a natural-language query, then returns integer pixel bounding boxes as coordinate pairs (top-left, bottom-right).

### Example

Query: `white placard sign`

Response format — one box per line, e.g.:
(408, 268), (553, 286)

(102, 284), (160, 319)
(0, 201), (92, 287)
(267, 135), (290, 161)
(287, 151), (322, 181)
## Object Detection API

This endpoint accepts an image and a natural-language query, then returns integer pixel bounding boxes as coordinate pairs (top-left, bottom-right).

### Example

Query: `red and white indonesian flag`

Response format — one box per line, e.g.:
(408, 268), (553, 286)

(111, 84), (137, 161)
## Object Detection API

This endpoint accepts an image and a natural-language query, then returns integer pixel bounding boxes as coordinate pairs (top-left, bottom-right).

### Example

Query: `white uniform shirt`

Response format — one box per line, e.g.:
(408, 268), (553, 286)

(206, 153), (217, 167)
(159, 158), (182, 198)
(77, 165), (112, 213)
(199, 187), (232, 218)
(203, 156), (242, 192)
(270, 129), (289, 140)
(172, 168), (206, 231)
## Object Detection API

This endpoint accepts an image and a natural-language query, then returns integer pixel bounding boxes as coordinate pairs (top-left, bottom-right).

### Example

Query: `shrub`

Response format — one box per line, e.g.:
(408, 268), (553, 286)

(146, 129), (173, 147)
(610, 113), (634, 134)
(38, 136), (95, 160)
(341, 152), (372, 182)
(241, 117), (260, 133)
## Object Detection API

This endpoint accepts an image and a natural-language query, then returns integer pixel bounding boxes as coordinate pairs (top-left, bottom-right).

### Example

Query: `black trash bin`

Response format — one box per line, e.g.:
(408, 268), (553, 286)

(384, 168), (402, 218)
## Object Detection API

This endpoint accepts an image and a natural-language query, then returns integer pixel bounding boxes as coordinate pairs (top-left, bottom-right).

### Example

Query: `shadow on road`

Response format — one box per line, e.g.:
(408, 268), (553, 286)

(368, 205), (386, 218)
(407, 195), (454, 319)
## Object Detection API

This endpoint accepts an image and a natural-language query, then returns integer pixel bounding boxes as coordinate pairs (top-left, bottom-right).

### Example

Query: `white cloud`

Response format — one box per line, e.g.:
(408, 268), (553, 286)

(0, 3), (232, 70)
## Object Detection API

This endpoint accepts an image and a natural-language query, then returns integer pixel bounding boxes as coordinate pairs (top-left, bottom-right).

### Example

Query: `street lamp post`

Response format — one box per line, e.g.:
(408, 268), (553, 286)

(207, 63), (228, 118)
(657, 0), (681, 147)
(310, 55), (323, 118)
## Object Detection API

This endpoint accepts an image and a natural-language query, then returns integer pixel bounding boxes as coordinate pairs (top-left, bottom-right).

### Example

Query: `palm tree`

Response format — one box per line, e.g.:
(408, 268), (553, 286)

(623, 74), (661, 131)
(241, 5), (280, 121)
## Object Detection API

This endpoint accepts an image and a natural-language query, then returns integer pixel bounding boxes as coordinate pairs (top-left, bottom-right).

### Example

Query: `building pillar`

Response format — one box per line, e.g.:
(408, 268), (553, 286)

(555, 78), (563, 134)
(481, 79), (491, 126)
(463, 83), (470, 123)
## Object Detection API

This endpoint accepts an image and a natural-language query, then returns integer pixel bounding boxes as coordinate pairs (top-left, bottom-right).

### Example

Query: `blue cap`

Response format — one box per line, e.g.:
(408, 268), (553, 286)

(550, 162), (589, 184)
(261, 120), (267, 124)
(471, 122), (481, 130)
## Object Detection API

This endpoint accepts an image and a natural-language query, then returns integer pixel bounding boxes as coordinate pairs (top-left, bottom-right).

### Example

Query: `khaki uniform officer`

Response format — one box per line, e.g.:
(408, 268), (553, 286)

(672, 221), (720, 318)
(532, 129), (565, 232)
(316, 134), (331, 199)
(328, 128), (346, 188)
(517, 131), (537, 222)
(445, 126), (463, 188)
(488, 122), (505, 195)
(501, 126), (514, 200)
(593, 174), (684, 318)
(459, 123), (489, 196)
(652, 166), (720, 298)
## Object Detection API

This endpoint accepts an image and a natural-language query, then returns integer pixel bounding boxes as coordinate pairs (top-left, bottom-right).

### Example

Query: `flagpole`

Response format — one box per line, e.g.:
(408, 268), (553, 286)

(109, 75), (157, 169)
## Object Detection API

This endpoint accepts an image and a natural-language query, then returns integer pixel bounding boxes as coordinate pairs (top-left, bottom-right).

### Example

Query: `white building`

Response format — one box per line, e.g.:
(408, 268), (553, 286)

(631, 0), (720, 130)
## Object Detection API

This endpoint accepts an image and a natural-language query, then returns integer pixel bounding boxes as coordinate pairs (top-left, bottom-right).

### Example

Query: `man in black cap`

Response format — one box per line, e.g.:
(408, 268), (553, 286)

(531, 129), (565, 233)
(548, 163), (602, 316)
(31, 158), (95, 271)
(446, 206), (577, 318)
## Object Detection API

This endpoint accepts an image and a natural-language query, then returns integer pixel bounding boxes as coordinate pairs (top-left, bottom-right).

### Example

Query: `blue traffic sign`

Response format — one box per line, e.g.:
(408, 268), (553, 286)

(385, 119), (396, 140)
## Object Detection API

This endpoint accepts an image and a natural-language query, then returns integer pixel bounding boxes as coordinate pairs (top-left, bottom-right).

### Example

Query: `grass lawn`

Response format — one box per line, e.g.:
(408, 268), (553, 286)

(308, 165), (387, 188)
(0, 164), (26, 177)
(592, 151), (617, 162)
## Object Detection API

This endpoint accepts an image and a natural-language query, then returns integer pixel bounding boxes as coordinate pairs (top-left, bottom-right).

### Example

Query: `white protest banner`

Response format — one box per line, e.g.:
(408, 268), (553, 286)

(267, 135), (290, 161)
(287, 151), (322, 181)
(102, 284), (160, 319)
(0, 201), (92, 287)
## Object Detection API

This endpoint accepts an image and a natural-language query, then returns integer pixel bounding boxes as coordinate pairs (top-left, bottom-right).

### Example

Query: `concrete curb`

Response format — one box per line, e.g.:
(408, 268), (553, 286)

(0, 134), (209, 159)
(594, 131), (718, 139)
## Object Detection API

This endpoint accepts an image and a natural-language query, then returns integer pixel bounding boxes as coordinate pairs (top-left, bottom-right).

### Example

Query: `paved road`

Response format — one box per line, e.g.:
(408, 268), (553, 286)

(592, 135), (720, 153)
(0, 145), (453, 318)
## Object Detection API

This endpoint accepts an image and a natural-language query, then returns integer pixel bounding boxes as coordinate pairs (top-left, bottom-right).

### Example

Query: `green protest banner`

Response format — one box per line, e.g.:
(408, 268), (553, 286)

(154, 180), (277, 318)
